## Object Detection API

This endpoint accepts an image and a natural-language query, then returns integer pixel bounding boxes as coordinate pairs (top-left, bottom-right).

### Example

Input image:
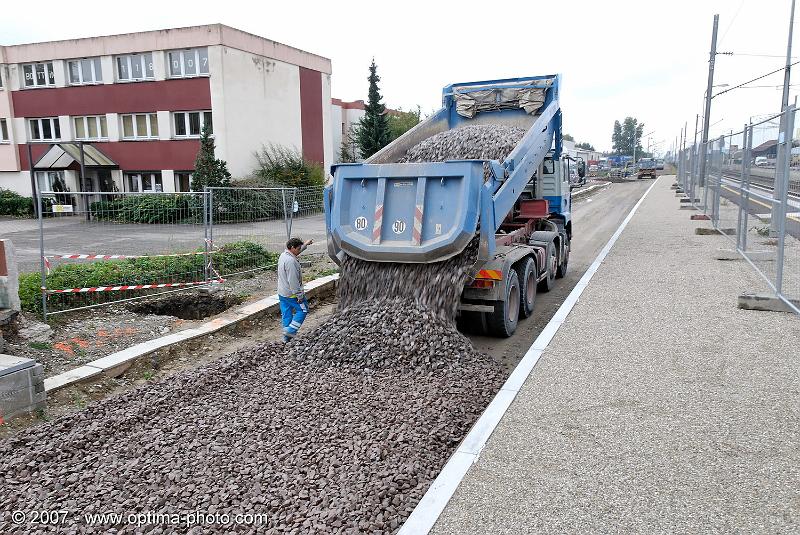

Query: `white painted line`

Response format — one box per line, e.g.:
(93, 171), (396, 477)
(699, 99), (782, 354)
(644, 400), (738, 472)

(398, 178), (662, 535)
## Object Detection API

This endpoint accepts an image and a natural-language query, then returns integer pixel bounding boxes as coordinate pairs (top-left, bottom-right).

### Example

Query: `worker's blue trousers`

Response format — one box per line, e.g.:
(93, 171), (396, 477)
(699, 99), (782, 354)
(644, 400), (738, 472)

(279, 295), (308, 339)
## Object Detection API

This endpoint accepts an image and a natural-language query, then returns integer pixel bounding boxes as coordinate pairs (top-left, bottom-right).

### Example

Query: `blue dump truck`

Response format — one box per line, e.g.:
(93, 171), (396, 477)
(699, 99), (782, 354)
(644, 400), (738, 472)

(324, 75), (578, 337)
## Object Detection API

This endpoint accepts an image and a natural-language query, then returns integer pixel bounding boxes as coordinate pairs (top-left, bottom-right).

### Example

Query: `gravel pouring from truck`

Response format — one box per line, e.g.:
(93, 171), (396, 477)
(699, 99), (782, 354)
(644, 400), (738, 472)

(324, 75), (576, 337)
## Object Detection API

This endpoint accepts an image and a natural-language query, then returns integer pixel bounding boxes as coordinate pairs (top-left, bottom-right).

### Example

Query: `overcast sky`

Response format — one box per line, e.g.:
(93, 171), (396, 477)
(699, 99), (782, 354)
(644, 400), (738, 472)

(2, 0), (797, 154)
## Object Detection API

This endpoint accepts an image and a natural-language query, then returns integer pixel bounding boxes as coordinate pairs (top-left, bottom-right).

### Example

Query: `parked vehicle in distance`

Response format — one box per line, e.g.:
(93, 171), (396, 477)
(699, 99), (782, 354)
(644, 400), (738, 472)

(637, 158), (657, 179)
(754, 156), (768, 167)
(656, 159), (664, 170)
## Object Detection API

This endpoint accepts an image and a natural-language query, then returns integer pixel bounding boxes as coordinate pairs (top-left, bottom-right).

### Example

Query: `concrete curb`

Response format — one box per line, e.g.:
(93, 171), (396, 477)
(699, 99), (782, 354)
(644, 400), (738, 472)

(398, 178), (663, 535)
(43, 274), (339, 393)
(571, 182), (610, 199)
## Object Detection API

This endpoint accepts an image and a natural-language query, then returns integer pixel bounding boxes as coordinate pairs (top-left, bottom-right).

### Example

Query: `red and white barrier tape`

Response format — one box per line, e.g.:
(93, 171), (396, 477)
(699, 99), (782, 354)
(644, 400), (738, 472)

(47, 250), (218, 261)
(45, 279), (225, 294)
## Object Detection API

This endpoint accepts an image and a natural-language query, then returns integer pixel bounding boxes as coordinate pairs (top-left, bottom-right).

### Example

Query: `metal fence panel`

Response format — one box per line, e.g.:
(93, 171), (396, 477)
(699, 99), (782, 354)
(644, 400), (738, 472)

(37, 190), (210, 317)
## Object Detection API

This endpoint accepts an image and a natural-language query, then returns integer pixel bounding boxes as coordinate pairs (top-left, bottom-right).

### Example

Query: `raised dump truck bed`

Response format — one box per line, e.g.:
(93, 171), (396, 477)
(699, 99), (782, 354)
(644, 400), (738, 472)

(325, 74), (578, 337)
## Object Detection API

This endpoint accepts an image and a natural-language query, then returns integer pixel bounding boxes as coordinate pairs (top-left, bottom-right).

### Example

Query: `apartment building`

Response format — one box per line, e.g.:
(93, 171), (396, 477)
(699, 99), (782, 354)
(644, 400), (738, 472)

(0, 24), (332, 196)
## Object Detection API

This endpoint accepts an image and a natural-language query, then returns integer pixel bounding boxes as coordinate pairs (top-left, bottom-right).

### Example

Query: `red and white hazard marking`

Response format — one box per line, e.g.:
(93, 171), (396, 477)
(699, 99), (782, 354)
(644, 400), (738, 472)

(47, 250), (216, 261)
(46, 279), (225, 294)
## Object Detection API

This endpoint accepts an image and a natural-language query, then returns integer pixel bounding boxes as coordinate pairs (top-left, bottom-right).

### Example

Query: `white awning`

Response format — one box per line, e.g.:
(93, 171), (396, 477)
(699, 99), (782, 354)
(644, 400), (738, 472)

(34, 143), (117, 169)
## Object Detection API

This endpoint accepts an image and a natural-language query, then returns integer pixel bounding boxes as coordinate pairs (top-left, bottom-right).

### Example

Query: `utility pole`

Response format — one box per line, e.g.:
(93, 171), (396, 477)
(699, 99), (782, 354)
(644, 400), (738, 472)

(699, 14), (719, 189)
(773, 0), (795, 235)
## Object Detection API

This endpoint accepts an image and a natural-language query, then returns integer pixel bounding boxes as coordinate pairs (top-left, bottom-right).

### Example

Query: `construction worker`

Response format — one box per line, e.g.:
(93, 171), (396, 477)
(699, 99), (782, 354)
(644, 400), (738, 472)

(278, 237), (313, 342)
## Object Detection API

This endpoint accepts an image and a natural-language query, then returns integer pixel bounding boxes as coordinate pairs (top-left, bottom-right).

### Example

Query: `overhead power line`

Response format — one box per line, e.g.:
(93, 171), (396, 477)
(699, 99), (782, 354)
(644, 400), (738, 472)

(712, 60), (800, 98)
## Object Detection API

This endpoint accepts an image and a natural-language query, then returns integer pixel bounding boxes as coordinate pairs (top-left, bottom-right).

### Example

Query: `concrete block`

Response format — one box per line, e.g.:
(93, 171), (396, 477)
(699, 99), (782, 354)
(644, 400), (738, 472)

(695, 227), (735, 235)
(0, 240), (20, 312)
(679, 205), (698, 210)
(691, 214), (711, 220)
(0, 353), (35, 377)
(0, 357), (46, 421)
(738, 293), (800, 313)
(680, 198), (701, 203)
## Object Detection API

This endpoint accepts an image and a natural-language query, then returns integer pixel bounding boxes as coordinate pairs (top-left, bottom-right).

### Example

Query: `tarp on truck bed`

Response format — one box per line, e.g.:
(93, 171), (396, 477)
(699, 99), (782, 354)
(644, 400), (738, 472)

(454, 79), (553, 118)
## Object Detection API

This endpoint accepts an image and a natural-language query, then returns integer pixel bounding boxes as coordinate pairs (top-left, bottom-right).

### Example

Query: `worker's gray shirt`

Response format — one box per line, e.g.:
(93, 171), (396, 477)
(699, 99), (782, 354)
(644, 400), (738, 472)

(277, 245), (307, 298)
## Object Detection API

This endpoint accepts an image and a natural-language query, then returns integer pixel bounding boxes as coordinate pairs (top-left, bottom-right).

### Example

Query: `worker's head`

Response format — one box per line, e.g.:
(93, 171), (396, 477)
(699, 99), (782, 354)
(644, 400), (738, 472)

(286, 237), (304, 256)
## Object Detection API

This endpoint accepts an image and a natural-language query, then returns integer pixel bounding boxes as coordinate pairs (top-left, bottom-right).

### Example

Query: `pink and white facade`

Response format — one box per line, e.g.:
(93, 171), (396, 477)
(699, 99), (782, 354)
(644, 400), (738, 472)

(0, 24), (332, 196)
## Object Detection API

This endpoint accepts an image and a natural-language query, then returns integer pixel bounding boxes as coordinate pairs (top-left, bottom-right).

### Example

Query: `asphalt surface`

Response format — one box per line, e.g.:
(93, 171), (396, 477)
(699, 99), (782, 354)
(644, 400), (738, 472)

(432, 177), (800, 534)
(0, 213), (330, 272)
(468, 178), (653, 372)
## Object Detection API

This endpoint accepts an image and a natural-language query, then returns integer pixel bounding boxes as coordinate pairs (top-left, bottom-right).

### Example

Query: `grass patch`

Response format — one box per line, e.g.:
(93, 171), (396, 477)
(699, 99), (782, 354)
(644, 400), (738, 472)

(28, 341), (52, 350)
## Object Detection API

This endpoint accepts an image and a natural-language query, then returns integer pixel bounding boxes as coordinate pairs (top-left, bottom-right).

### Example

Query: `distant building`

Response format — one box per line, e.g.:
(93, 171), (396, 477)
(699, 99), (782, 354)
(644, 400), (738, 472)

(330, 99), (365, 163)
(751, 139), (778, 159)
(0, 24), (332, 196)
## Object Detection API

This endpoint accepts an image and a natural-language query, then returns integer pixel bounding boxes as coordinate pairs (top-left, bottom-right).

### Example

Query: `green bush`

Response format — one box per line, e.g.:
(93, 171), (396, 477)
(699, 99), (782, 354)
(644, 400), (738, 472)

(19, 241), (279, 314)
(253, 144), (325, 188)
(90, 194), (204, 224)
(0, 188), (34, 217)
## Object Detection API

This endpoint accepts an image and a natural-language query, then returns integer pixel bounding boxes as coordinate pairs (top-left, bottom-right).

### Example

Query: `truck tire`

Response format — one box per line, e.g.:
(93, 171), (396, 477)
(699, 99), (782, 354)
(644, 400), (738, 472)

(488, 269), (520, 337)
(515, 257), (537, 318)
(556, 235), (570, 279)
(538, 240), (557, 292)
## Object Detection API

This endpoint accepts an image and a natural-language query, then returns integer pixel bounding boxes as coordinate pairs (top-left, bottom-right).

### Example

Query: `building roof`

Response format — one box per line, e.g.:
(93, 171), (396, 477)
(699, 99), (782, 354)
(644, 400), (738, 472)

(751, 139), (778, 153)
(0, 24), (331, 74)
(332, 99), (366, 110)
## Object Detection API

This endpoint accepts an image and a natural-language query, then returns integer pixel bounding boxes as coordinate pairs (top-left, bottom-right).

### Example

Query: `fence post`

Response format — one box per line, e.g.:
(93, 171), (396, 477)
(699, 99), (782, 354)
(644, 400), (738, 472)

(281, 188), (290, 241)
(713, 136), (723, 228)
(736, 125), (748, 250)
(38, 188), (47, 320)
(702, 142), (710, 214)
(203, 188), (210, 282)
(775, 105), (795, 294)
(208, 188), (215, 280)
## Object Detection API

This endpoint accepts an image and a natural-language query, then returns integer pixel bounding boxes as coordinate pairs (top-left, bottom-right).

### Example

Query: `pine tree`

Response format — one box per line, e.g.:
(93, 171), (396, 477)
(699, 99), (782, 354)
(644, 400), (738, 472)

(353, 59), (391, 159)
(191, 124), (232, 191)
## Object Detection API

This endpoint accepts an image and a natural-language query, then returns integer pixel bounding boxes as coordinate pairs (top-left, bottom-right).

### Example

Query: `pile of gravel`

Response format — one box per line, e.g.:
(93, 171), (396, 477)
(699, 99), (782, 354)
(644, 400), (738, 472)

(337, 239), (478, 323)
(398, 124), (526, 164)
(0, 339), (502, 533)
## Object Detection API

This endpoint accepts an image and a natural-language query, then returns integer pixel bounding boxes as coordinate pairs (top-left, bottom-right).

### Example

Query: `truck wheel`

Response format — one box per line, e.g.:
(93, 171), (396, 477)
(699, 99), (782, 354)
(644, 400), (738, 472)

(556, 235), (570, 279)
(515, 257), (537, 318)
(488, 269), (520, 337)
(538, 240), (557, 292)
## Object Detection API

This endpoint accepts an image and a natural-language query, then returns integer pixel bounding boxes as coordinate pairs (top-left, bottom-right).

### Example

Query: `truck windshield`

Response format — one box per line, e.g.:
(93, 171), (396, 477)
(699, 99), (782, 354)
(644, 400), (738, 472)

(542, 159), (555, 174)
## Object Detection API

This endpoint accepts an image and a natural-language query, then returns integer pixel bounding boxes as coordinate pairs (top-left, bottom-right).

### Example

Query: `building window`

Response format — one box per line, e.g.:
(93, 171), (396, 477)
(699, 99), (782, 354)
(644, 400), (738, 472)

(35, 171), (66, 193)
(0, 119), (8, 142)
(125, 172), (162, 192)
(167, 48), (209, 78)
(0, 66), (4, 89)
(121, 113), (159, 139)
(68, 58), (103, 85)
(175, 171), (193, 192)
(74, 116), (108, 140)
(29, 118), (61, 141)
(116, 53), (154, 81)
(22, 62), (55, 88)
(172, 111), (212, 138)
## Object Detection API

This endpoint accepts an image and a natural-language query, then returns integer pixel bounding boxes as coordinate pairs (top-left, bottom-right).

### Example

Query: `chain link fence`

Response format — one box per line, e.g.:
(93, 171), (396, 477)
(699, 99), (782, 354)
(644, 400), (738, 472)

(32, 185), (328, 318)
(677, 106), (799, 316)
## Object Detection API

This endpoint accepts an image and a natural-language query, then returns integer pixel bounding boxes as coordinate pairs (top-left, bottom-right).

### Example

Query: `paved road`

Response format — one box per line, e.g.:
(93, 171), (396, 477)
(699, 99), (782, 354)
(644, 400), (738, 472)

(467, 179), (654, 371)
(0, 213), (329, 272)
(433, 177), (800, 534)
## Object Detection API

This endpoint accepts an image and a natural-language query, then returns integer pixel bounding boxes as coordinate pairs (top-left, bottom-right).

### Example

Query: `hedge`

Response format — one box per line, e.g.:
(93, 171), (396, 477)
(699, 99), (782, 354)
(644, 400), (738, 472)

(18, 240), (279, 314)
